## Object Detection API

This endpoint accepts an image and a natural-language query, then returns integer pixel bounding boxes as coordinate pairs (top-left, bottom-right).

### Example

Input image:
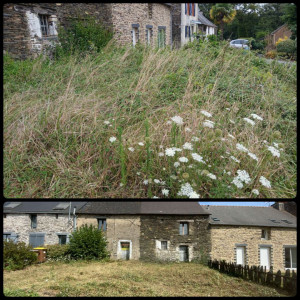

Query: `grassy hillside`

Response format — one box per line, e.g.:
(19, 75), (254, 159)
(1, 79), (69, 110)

(3, 260), (293, 296)
(3, 40), (296, 198)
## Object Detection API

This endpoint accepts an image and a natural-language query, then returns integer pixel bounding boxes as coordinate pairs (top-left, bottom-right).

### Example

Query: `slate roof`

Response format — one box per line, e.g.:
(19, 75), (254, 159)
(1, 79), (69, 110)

(205, 205), (297, 228)
(198, 10), (217, 27)
(3, 202), (88, 214)
(78, 201), (210, 215)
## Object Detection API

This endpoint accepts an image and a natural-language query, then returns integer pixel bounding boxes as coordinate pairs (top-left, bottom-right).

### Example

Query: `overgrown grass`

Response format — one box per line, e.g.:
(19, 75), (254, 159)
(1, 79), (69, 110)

(3, 40), (296, 198)
(3, 260), (293, 297)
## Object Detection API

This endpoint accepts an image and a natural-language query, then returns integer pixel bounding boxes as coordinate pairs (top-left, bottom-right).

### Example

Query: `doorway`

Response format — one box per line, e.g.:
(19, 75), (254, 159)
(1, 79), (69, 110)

(179, 246), (189, 262)
(120, 242), (130, 260)
(236, 246), (246, 266)
(260, 247), (271, 270)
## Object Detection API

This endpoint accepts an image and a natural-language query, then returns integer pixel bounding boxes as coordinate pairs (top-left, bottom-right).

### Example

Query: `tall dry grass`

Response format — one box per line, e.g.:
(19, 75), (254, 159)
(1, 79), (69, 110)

(3, 40), (297, 198)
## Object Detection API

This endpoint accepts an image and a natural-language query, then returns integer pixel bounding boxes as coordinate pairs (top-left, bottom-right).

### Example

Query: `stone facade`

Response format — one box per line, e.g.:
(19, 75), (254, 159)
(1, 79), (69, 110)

(210, 225), (297, 271)
(3, 213), (73, 245)
(77, 215), (141, 260)
(140, 215), (211, 262)
(3, 3), (172, 59)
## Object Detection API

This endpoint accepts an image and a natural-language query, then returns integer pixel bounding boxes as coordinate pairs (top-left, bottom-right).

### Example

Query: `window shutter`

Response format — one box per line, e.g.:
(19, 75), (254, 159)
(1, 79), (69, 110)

(185, 3), (187, 15)
(184, 223), (188, 235)
(29, 233), (45, 248)
(179, 223), (182, 235)
(189, 26), (191, 38)
(193, 3), (195, 16)
(185, 26), (187, 37)
(189, 3), (192, 15)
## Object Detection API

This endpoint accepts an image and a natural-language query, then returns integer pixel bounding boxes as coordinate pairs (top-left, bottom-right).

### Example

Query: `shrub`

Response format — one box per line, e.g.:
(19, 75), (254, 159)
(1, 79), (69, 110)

(46, 244), (70, 261)
(276, 39), (296, 58)
(265, 50), (277, 59)
(68, 225), (110, 260)
(3, 240), (37, 270)
(54, 15), (113, 58)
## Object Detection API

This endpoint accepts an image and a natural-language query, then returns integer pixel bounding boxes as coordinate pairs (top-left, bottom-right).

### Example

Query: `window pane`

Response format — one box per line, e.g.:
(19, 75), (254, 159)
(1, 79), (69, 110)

(291, 248), (297, 268)
(59, 235), (67, 245)
(161, 241), (167, 250)
(31, 215), (37, 228)
(285, 248), (291, 268)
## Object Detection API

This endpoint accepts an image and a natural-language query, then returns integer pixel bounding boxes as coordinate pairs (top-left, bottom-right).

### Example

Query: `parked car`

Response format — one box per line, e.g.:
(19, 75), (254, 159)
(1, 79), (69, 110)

(229, 39), (249, 50)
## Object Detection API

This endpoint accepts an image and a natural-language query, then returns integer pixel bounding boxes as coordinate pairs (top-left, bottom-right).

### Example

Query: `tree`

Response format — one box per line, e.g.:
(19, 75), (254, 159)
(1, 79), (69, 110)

(210, 3), (237, 40)
(280, 3), (297, 39)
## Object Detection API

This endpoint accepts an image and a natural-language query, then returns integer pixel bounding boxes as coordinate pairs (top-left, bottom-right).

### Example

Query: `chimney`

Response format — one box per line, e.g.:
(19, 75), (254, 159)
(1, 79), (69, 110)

(278, 202), (285, 211)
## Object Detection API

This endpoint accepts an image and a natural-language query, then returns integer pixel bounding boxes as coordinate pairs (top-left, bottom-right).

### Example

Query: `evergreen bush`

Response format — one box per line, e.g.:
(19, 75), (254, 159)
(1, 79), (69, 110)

(3, 240), (37, 270)
(46, 244), (70, 261)
(68, 225), (110, 260)
(276, 39), (296, 58)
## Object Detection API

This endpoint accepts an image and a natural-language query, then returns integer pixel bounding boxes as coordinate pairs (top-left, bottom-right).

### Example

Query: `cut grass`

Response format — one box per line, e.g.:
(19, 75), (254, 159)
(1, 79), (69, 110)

(3, 260), (293, 297)
(3, 40), (296, 198)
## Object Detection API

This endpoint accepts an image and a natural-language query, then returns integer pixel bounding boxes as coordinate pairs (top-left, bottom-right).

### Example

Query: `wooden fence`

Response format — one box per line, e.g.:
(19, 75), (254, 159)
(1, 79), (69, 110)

(208, 260), (297, 294)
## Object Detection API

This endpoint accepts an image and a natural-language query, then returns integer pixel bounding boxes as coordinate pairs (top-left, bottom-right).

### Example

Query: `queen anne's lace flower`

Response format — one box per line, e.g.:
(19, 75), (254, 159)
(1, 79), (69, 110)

(252, 189), (260, 195)
(200, 110), (212, 118)
(104, 120), (110, 125)
(188, 191), (200, 198)
(191, 136), (200, 142)
(165, 148), (176, 157)
(248, 152), (258, 161)
(138, 142), (144, 146)
(203, 120), (215, 128)
(177, 182), (195, 197)
(259, 176), (271, 188)
(109, 137), (117, 143)
(171, 116), (184, 125)
(230, 155), (240, 163)
(179, 157), (188, 163)
(174, 162), (180, 168)
(243, 118), (255, 126)
(191, 153), (206, 163)
(267, 146), (280, 158)
(128, 147), (135, 152)
(207, 173), (217, 180)
(250, 113), (263, 121)
(232, 170), (251, 189)
(183, 142), (193, 150)
(162, 189), (169, 196)
(236, 143), (249, 152)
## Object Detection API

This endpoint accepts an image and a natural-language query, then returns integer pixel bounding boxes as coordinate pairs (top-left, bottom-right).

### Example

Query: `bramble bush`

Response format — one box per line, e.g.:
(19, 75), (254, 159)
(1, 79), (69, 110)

(68, 225), (110, 260)
(3, 240), (37, 271)
(54, 15), (113, 58)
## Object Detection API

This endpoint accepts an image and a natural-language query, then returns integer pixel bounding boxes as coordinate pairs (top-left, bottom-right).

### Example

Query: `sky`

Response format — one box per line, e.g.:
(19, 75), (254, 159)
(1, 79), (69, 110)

(199, 202), (275, 207)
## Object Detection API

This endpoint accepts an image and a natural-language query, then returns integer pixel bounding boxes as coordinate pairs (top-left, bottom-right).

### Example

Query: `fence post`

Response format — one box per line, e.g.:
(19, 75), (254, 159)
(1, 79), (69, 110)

(291, 270), (297, 295)
(275, 270), (281, 288)
(283, 269), (291, 291)
(266, 266), (273, 286)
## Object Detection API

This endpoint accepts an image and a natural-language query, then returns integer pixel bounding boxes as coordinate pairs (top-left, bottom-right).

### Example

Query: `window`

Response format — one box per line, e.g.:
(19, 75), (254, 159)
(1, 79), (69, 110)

(158, 27), (166, 48)
(179, 222), (189, 235)
(261, 229), (270, 240)
(161, 241), (168, 250)
(98, 218), (107, 231)
(39, 14), (50, 36)
(185, 4), (195, 16)
(58, 234), (67, 245)
(3, 233), (11, 242)
(31, 214), (37, 229)
(132, 24), (139, 47)
(29, 233), (45, 248)
(285, 247), (297, 269)
(146, 26), (153, 45)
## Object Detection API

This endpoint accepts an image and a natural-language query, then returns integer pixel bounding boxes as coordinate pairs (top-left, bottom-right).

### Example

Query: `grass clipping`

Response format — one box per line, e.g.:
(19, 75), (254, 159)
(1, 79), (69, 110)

(3, 41), (297, 198)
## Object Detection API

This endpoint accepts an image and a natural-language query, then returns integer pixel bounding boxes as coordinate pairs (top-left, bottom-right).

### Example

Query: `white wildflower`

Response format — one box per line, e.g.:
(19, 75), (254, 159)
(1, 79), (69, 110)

(188, 164), (194, 169)
(225, 108), (231, 111)
(267, 146), (280, 158)
(227, 171), (231, 176)
(128, 147), (135, 152)
(232, 177), (244, 189)
(171, 115), (184, 126)
(165, 148), (176, 157)
(191, 136), (200, 142)
(179, 157), (189, 163)
(230, 155), (240, 163)
(162, 189), (169, 196)
(263, 140), (268, 144)
(236, 143), (249, 152)
(273, 142), (279, 148)
(228, 134), (235, 139)
(172, 147), (182, 152)
(160, 181), (166, 185)
(183, 142), (193, 150)
(159, 145), (164, 149)
(170, 175), (177, 180)
(154, 179), (160, 184)
(185, 127), (192, 132)
(251, 189), (260, 196)
(191, 153), (206, 164)
(243, 118), (255, 126)
(250, 113), (263, 121)
(248, 152), (258, 161)
(166, 120), (172, 125)
(174, 162), (180, 168)
(104, 120), (110, 125)
(177, 182), (194, 197)
(229, 119), (235, 124)
(200, 110), (212, 118)
(143, 180), (149, 185)
(136, 172), (141, 176)
(236, 170), (251, 184)
(109, 136), (117, 143)
(152, 196), (159, 198)
(188, 191), (200, 198)
(158, 152), (165, 157)
(203, 120), (215, 128)
(207, 173), (217, 180)
(259, 176), (271, 188)
(138, 142), (144, 146)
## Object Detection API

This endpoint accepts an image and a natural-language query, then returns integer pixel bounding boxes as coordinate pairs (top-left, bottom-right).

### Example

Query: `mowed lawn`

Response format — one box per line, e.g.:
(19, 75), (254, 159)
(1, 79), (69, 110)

(3, 260), (292, 297)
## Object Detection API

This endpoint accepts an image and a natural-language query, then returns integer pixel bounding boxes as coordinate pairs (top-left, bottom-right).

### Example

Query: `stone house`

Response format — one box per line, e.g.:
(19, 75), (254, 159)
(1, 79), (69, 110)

(3, 201), (87, 247)
(170, 3), (216, 48)
(272, 201), (297, 217)
(76, 201), (211, 262)
(206, 205), (297, 271)
(3, 3), (172, 59)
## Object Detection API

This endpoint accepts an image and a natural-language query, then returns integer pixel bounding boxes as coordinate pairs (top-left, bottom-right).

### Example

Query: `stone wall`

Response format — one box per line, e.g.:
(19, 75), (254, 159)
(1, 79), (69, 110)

(77, 215), (141, 260)
(111, 3), (171, 47)
(3, 213), (73, 245)
(140, 215), (211, 262)
(210, 225), (297, 271)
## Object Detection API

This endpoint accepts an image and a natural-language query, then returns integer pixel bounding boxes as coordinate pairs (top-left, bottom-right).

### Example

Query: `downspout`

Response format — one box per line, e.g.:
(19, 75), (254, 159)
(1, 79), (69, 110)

(73, 206), (77, 232)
